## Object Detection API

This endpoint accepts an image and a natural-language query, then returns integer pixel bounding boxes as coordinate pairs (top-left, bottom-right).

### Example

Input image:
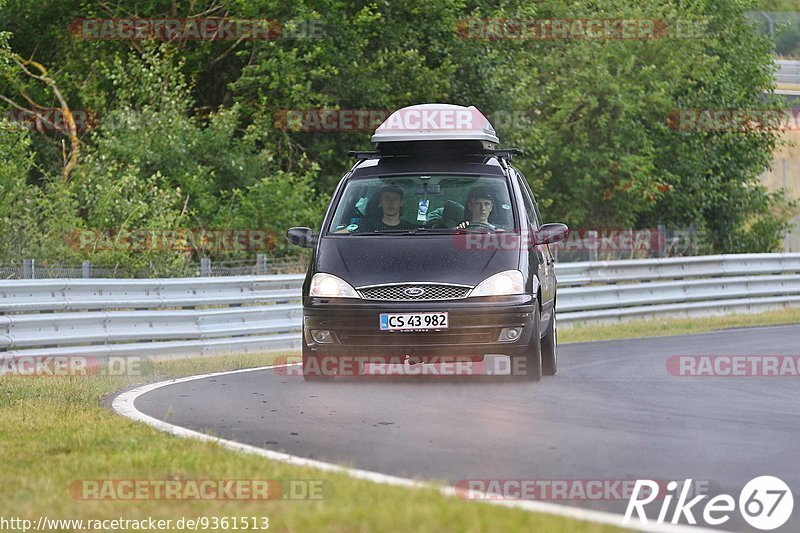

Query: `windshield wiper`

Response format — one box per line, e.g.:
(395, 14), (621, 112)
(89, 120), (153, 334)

(355, 228), (452, 235)
(343, 227), (506, 236)
(374, 227), (474, 235)
(366, 229), (418, 235)
(414, 227), (459, 234)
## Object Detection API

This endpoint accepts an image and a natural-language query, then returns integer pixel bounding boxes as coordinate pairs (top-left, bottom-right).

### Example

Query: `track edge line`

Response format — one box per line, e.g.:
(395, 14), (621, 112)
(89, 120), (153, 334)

(111, 364), (726, 533)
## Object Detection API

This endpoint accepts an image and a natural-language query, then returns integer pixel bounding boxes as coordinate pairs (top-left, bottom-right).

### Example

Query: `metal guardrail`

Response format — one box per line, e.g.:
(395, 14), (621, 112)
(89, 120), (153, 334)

(777, 59), (800, 85)
(0, 276), (306, 359)
(0, 275), (303, 313)
(555, 253), (800, 285)
(1, 254), (799, 359)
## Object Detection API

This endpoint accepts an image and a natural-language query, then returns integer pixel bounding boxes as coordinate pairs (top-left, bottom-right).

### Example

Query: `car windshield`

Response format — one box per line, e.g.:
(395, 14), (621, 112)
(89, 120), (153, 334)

(327, 175), (515, 235)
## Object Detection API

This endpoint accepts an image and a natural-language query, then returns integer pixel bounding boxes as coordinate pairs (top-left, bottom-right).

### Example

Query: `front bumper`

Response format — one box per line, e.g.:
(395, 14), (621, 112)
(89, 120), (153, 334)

(303, 294), (537, 358)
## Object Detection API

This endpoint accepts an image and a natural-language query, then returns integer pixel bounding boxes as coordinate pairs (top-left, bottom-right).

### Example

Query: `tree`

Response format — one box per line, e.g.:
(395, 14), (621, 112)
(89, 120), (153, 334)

(0, 0), (792, 267)
(504, 0), (791, 252)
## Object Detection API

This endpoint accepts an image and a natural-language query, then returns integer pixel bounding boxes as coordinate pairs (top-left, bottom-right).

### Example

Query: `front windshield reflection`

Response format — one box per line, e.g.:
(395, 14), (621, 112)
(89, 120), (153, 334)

(328, 175), (516, 235)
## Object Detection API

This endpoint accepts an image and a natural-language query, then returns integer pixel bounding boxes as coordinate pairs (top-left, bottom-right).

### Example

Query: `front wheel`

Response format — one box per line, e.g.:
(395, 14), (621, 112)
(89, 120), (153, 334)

(541, 308), (557, 376)
(512, 306), (542, 381)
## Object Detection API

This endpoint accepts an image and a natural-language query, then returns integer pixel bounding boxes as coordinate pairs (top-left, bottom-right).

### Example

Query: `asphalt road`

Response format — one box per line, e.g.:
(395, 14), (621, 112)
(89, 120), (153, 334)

(132, 325), (800, 531)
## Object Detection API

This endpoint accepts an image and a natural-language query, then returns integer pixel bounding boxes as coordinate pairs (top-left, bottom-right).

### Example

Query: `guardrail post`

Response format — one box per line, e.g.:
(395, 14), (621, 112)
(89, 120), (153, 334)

(200, 257), (211, 277)
(82, 261), (92, 278)
(22, 258), (34, 279)
(256, 254), (266, 275)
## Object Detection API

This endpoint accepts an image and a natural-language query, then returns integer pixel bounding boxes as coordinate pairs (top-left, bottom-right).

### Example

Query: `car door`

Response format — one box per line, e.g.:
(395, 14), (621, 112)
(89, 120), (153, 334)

(516, 171), (557, 314)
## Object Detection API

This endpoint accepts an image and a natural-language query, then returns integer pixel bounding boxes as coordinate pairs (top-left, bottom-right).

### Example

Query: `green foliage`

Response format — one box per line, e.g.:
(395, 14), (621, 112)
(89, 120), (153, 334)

(748, 7), (800, 58)
(757, 0), (800, 10)
(72, 47), (325, 268)
(515, 0), (792, 252)
(0, 0), (793, 270)
(0, 123), (36, 258)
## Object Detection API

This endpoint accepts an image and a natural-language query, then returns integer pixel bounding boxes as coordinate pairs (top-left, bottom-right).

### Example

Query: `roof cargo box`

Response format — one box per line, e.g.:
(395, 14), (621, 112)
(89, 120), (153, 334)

(371, 103), (499, 145)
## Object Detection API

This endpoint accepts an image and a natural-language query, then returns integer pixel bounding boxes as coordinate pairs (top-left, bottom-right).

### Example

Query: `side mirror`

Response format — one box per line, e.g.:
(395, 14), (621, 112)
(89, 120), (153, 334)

(286, 227), (316, 248)
(535, 223), (569, 245)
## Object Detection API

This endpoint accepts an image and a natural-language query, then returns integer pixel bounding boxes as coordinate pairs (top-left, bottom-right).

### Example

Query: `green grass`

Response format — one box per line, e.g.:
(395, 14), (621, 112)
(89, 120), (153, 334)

(2, 308), (796, 532)
(559, 307), (800, 344)
(0, 353), (620, 533)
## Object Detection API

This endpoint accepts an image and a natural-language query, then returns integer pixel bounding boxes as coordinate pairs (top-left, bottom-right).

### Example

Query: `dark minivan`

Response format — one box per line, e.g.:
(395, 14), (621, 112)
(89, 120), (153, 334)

(287, 104), (568, 381)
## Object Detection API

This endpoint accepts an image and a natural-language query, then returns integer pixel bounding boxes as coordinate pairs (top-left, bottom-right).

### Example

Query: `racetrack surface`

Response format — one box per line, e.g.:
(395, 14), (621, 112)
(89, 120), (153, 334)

(131, 325), (800, 531)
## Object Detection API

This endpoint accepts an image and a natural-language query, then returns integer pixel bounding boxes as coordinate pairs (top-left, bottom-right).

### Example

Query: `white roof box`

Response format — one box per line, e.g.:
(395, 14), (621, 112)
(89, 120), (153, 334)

(371, 103), (499, 144)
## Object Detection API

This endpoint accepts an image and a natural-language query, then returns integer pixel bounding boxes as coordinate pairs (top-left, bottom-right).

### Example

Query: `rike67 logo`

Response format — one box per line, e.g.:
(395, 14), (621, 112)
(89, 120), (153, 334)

(624, 476), (793, 530)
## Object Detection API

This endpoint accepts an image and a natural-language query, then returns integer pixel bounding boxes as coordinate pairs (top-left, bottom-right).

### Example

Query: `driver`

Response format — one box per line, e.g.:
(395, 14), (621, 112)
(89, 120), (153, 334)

(457, 186), (496, 229)
(358, 185), (416, 232)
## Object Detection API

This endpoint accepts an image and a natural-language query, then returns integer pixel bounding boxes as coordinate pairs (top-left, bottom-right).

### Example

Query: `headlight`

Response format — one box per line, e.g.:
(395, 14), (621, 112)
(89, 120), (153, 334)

(470, 270), (525, 297)
(309, 273), (360, 298)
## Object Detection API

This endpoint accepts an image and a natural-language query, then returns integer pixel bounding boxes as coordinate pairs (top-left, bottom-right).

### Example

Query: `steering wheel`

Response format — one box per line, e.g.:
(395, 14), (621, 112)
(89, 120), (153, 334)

(463, 221), (495, 231)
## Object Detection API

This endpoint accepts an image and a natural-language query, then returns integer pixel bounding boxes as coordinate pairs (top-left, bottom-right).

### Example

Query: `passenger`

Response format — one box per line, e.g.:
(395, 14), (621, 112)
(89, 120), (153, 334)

(358, 185), (416, 232)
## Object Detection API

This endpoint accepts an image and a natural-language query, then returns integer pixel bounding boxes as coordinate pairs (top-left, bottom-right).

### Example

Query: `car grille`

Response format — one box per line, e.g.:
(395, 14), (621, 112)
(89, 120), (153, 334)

(358, 284), (471, 301)
(336, 330), (498, 345)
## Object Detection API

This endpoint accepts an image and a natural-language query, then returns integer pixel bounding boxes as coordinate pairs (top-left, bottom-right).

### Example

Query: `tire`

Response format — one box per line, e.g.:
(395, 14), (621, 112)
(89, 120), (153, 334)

(541, 307), (557, 376)
(302, 344), (335, 382)
(512, 306), (542, 381)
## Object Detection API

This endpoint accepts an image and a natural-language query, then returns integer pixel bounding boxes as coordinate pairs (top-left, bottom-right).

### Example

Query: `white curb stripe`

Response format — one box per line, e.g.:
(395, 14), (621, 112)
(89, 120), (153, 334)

(112, 364), (727, 533)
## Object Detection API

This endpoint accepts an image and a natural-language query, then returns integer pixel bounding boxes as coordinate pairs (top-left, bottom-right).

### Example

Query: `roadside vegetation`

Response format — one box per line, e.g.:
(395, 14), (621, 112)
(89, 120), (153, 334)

(757, 0), (800, 58)
(0, 0), (794, 276)
(1, 310), (796, 531)
(560, 307), (800, 342)
(2, 1), (797, 530)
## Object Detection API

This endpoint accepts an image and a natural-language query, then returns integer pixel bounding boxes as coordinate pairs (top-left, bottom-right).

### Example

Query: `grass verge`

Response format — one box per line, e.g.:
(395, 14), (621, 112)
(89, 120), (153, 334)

(4, 308), (795, 531)
(560, 308), (800, 344)
(0, 353), (621, 533)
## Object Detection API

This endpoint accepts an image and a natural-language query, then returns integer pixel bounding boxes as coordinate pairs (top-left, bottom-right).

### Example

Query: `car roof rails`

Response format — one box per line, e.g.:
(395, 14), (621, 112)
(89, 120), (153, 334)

(348, 144), (523, 160)
(482, 148), (523, 159)
(347, 150), (384, 160)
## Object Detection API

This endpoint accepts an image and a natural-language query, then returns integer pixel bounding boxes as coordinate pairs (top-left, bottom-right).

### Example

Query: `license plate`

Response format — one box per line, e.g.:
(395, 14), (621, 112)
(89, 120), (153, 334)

(380, 312), (449, 331)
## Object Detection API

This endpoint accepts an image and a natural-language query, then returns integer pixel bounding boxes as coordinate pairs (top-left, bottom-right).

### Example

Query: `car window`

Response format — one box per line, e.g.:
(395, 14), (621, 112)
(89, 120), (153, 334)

(327, 175), (516, 234)
(517, 170), (556, 259)
(516, 172), (540, 230)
